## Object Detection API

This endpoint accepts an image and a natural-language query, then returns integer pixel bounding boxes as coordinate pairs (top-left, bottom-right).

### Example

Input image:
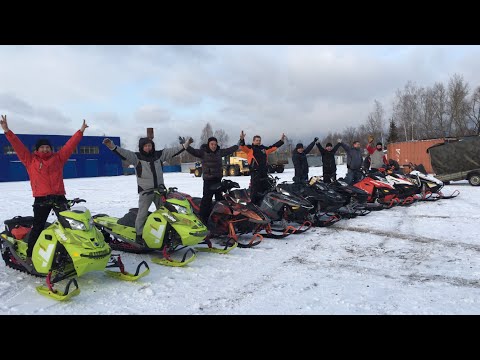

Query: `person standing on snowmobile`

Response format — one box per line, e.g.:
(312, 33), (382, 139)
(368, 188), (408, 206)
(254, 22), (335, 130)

(366, 135), (387, 172)
(181, 135), (240, 224)
(339, 139), (364, 185)
(316, 140), (342, 183)
(1, 115), (88, 268)
(102, 137), (182, 244)
(239, 131), (286, 205)
(292, 138), (317, 183)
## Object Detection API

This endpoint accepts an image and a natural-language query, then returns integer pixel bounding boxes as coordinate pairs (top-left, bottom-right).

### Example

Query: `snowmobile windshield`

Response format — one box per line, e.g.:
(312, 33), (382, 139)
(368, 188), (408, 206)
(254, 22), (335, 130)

(313, 182), (329, 191)
(230, 189), (251, 203)
(69, 206), (88, 214)
(221, 180), (240, 192)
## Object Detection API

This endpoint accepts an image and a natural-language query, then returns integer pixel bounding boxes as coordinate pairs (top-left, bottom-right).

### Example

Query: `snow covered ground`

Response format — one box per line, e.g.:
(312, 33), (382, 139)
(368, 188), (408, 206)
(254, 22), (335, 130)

(1, 165), (479, 315)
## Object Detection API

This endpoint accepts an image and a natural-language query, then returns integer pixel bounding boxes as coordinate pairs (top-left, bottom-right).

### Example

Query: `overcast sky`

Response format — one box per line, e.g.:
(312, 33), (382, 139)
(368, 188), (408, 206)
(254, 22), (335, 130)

(1, 45), (480, 150)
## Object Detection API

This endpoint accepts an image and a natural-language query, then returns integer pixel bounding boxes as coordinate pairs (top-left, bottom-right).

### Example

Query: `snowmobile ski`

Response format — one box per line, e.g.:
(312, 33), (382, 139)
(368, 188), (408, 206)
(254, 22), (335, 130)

(194, 238), (238, 254)
(36, 273), (80, 301)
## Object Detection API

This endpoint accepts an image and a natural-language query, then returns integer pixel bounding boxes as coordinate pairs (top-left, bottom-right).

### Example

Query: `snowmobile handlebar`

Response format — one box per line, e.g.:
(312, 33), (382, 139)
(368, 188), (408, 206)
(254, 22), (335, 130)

(68, 198), (86, 206)
(220, 179), (240, 191)
(145, 185), (168, 197)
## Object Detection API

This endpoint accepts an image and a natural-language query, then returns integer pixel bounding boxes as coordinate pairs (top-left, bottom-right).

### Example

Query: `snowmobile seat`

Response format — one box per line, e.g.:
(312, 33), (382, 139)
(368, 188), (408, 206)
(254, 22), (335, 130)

(11, 226), (31, 240)
(416, 164), (427, 174)
(117, 208), (152, 228)
(4, 216), (34, 237)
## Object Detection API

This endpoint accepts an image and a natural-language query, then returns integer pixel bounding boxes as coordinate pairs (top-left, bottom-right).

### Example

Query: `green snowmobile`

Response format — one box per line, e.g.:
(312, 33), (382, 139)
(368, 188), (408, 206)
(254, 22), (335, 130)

(0, 197), (150, 301)
(93, 185), (236, 267)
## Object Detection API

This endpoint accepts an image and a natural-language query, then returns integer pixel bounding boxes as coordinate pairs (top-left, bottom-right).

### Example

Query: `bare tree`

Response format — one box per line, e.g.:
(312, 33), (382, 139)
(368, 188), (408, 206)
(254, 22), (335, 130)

(468, 86), (480, 135)
(417, 86), (437, 139)
(356, 124), (370, 145)
(342, 126), (359, 148)
(392, 81), (422, 141)
(213, 129), (230, 148)
(430, 82), (449, 138)
(283, 136), (295, 155)
(200, 122), (214, 145)
(365, 99), (386, 143)
(447, 74), (470, 137)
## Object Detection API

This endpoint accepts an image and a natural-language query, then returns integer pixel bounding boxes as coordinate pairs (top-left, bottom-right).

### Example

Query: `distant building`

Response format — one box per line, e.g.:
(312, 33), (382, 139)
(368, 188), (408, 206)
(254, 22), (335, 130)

(0, 133), (123, 182)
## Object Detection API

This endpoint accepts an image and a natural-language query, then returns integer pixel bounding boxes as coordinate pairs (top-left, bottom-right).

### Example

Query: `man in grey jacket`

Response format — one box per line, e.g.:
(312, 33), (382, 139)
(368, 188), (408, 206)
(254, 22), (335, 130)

(103, 137), (182, 244)
(339, 139), (364, 185)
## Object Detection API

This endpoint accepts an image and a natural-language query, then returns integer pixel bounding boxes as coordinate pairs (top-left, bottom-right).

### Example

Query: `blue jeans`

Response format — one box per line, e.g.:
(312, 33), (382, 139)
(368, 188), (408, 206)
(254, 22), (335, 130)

(345, 169), (364, 185)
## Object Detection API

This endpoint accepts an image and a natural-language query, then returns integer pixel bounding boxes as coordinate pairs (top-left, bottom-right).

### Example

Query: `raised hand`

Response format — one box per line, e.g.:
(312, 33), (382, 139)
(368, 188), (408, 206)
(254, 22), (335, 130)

(314, 137), (319, 142)
(1, 115), (9, 132)
(80, 119), (89, 132)
(185, 137), (193, 147)
(102, 138), (114, 149)
(240, 130), (245, 140)
(368, 135), (374, 143)
(281, 133), (286, 142)
(178, 136), (186, 144)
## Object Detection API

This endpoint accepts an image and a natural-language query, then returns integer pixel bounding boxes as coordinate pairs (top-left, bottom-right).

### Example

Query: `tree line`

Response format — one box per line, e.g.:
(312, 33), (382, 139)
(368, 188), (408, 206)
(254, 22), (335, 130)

(166, 73), (480, 165)
(321, 73), (480, 149)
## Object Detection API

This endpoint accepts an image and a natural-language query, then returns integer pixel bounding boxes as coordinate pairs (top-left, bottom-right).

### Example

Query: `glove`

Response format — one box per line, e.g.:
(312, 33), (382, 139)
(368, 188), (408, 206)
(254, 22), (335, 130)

(368, 135), (374, 143)
(178, 136), (185, 145)
(102, 138), (115, 150)
(314, 137), (319, 142)
(185, 137), (194, 146)
(337, 139), (342, 143)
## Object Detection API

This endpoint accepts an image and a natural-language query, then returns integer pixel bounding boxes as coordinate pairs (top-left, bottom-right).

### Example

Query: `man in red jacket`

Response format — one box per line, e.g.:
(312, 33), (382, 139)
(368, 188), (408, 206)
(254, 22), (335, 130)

(0, 115), (88, 267)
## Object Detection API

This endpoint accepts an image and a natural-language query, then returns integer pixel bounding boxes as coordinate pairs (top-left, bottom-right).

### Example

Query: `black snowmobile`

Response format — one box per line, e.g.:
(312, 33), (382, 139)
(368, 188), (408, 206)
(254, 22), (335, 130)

(275, 178), (344, 227)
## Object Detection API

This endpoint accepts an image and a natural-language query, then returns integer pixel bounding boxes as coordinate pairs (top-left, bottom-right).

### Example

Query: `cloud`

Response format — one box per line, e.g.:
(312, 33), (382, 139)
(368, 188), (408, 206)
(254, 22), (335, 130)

(2, 45), (480, 149)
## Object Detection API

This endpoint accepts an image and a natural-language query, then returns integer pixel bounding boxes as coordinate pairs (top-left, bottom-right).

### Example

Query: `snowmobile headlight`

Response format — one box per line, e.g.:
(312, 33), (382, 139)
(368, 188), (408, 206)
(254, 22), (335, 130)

(171, 203), (189, 214)
(65, 217), (87, 231)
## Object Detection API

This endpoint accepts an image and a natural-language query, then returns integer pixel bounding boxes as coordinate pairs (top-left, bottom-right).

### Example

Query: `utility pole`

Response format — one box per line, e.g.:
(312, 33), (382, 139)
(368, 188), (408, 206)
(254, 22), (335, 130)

(147, 128), (154, 140)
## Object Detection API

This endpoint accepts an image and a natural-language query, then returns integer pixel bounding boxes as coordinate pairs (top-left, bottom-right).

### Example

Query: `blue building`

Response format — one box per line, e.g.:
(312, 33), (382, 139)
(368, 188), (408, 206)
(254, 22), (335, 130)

(0, 133), (123, 182)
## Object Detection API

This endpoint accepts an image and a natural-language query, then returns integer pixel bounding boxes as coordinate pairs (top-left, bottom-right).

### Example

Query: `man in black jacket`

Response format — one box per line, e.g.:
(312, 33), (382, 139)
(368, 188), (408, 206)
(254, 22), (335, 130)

(316, 141), (342, 183)
(292, 138), (317, 183)
(182, 136), (239, 224)
(239, 131), (286, 205)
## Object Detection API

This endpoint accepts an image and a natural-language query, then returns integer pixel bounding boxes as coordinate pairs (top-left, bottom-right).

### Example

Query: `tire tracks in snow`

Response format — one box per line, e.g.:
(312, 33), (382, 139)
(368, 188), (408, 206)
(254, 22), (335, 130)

(331, 225), (480, 252)
(194, 230), (328, 314)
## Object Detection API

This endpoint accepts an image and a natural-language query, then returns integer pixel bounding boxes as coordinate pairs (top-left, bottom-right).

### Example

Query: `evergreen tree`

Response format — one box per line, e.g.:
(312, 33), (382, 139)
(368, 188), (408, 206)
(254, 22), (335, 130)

(387, 118), (399, 143)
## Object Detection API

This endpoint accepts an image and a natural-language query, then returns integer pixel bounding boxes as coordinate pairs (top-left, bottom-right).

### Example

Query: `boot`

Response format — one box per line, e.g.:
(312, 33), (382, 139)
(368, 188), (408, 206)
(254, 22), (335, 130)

(135, 235), (146, 247)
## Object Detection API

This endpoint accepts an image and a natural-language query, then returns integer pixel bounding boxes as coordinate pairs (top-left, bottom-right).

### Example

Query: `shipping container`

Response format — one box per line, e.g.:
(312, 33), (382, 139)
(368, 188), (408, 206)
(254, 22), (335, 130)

(386, 139), (445, 174)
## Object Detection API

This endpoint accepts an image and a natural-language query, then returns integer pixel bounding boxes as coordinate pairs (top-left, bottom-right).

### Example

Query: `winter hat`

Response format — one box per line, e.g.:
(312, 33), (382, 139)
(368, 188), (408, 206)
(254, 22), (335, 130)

(207, 136), (218, 144)
(326, 142), (333, 147)
(295, 143), (304, 149)
(35, 139), (52, 151)
(376, 142), (383, 146)
(138, 137), (155, 155)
